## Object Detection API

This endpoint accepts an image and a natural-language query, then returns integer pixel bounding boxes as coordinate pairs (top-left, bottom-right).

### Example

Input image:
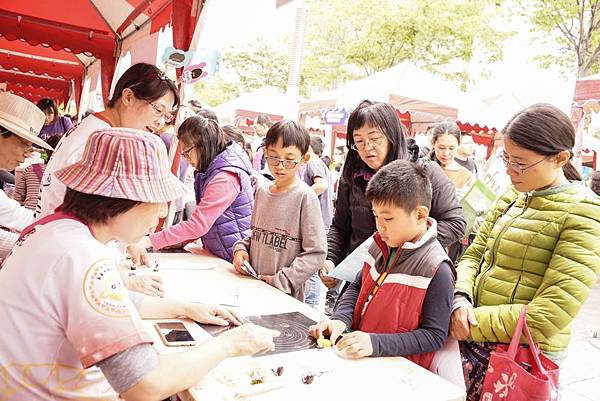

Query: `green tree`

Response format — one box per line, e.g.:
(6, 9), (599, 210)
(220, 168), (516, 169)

(221, 40), (290, 92)
(523, 0), (600, 77)
(192, 40), (290, 106)
(192, 76), (240, 107)
(303, 0), (510, 91)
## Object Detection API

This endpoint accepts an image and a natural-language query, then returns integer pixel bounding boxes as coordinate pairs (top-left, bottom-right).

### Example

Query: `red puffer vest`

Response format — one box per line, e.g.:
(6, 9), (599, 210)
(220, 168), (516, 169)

(353, 220), (450, 369)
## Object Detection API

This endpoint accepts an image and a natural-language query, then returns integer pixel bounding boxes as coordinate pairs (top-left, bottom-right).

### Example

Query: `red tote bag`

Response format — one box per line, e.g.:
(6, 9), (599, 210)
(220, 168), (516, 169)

(480, 306), (559, 401)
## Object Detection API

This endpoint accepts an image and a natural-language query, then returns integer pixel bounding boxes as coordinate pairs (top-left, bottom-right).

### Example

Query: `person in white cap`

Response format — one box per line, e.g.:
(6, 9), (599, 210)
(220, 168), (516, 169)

(0, 91), (52, 258)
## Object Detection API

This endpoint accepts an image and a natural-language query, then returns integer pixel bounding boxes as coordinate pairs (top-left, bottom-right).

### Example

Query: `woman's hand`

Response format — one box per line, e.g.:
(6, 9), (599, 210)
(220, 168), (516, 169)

(126, 238), (151, 265)
(125, 274), (164, 297)
(449, 306), (478, 341)
(472, 216), (485, 234)
(185, 303), (243, 326)
(319, 260), (338, 289)
(217, 323), (280, 357)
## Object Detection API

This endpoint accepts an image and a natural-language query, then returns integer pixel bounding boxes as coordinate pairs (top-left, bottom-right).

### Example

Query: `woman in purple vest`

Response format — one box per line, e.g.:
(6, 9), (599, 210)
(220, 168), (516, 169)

(137, 115), (254, 261)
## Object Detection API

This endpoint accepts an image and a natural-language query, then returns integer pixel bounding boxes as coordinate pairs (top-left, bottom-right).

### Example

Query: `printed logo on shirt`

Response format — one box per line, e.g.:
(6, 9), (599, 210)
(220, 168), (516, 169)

(83, 259), (132, 318)
(251, 226), (300, 253)
(0, 362), (116, 399)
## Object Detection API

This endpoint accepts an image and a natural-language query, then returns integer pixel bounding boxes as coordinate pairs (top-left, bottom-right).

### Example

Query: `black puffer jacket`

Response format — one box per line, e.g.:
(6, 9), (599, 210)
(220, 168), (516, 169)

(327, 158), (466, 265)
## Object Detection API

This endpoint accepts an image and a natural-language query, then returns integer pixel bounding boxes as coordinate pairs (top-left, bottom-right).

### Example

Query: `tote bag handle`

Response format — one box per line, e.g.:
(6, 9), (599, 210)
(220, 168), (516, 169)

(507, 305), (549, 377)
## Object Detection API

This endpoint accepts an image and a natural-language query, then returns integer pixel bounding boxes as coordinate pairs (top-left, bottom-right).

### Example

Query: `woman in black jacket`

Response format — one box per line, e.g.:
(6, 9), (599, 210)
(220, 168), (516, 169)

(320, 100), (467, 304)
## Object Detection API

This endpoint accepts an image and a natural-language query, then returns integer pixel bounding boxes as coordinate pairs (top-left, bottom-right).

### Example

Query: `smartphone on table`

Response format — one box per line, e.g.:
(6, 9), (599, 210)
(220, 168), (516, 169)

(154, 321), (197, 347)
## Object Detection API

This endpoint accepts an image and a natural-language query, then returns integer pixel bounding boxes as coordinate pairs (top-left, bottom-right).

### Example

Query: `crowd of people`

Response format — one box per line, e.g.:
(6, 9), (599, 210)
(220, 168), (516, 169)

(0, 62), (599, 401)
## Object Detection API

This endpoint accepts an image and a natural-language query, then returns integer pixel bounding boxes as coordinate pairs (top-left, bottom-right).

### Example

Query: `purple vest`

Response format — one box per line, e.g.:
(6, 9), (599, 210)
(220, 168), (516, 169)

(194, 143), (253, 261)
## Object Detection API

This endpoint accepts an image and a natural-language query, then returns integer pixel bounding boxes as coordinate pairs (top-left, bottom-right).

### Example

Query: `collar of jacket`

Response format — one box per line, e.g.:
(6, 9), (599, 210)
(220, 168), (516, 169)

(528, 182), (581, 197)
(373, 217), (438, 256)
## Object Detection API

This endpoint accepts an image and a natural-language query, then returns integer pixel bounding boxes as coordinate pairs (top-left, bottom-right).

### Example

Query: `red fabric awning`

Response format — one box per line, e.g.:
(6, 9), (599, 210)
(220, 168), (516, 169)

(0, 0), (175, 105)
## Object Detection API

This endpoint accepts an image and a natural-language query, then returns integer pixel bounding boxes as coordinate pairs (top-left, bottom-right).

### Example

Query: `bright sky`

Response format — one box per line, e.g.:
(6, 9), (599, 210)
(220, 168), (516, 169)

(194, 0), (576, 126)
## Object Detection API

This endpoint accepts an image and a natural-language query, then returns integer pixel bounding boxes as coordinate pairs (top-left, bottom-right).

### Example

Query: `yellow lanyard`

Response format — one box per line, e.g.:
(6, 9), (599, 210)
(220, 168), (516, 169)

(369, 249), (397, 298)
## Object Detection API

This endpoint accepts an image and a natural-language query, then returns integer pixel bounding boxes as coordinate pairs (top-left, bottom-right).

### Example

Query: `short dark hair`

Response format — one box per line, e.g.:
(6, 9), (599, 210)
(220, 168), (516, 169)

(264, 120), (310, 154)
(309, 135), (324, 156)
(256, 113), (274, 127)
(590, 171), (600, 196)
(58, 188), (141, 225)
(177, 115), (228, 172)
(196, 108), (219, 122)
(37, 98), (59, 118)
(108, 63), (179, 110)
(222, 125), (245, 148)
(343, 100), (411, 183)
(365, 159), (432, 213)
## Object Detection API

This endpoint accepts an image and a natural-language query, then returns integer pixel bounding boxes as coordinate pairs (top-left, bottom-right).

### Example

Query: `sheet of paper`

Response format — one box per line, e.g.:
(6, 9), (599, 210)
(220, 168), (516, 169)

(328, 236), (374, 283)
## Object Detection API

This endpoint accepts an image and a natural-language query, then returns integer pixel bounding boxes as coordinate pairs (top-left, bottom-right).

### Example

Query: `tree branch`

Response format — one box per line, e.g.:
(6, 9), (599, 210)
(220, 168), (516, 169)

(584, 42), (600, 70)
(541, 0), (579, 49)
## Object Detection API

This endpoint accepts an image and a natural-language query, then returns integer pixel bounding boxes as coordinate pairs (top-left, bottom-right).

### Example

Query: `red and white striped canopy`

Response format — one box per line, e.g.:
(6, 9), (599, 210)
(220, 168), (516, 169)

(0, 0), (202, 106)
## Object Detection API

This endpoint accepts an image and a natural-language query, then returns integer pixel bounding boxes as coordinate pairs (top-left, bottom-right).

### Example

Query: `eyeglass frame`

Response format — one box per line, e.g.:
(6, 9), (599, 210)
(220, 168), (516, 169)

(181, 145), (195, 159)
(351, 135), (387, 151)
(500, 151), (552, 175)
(146, 100), (175, 124)
(0, 128), (35, 153)
(265, 156), (301, 169)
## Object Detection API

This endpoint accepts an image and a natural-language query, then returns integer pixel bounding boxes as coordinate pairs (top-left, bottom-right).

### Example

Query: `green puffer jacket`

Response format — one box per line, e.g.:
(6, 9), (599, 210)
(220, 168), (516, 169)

(455, 183), (600, 352)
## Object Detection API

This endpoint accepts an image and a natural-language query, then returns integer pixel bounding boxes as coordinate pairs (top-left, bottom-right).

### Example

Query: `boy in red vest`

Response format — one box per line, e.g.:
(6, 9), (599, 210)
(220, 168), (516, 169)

(309, 159), (455, 370)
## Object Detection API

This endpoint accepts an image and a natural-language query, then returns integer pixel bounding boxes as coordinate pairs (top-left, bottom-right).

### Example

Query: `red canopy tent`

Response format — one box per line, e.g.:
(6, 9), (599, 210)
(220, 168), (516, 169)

(0, 0), (202, 111)
(456, 121), (498, 159)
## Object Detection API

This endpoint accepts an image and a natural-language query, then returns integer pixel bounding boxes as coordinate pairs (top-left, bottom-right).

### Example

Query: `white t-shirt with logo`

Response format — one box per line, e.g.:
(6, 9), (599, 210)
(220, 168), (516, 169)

(36, 115), (111, 218)
(0, 218), (152, 400)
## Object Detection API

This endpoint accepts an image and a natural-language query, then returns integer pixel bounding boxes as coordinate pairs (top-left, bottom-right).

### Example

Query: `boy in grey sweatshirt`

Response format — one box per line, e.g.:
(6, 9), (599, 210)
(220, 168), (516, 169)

(233, 120), (326, 303)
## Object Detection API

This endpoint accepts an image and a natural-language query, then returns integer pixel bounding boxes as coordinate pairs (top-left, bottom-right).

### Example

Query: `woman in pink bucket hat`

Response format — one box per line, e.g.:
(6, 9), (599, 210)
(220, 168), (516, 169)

(0, 128), (279, 401)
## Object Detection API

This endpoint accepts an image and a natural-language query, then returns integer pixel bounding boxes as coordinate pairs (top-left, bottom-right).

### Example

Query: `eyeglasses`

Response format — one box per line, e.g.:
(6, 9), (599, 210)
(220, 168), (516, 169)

(147, 101), (175, 124)
(265, 156), (301, 169)
(181, 145), (195, 158)
(2, 129), (34, 153)
(500, 151), (550, 175)
(351, 136), (386, 151)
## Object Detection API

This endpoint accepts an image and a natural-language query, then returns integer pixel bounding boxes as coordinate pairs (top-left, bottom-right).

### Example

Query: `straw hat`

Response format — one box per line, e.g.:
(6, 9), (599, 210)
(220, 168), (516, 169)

(55, 128), (185, 203)
(0, 92), (52, 150)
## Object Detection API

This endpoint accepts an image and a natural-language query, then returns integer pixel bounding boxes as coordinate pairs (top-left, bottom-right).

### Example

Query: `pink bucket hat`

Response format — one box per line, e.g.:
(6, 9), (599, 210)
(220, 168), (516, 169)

(54, 128), (185, 203)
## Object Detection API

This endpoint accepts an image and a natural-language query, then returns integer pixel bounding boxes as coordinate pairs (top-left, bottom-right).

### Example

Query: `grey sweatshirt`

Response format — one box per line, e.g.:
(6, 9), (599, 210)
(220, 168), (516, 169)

(234, 181), (327, 301)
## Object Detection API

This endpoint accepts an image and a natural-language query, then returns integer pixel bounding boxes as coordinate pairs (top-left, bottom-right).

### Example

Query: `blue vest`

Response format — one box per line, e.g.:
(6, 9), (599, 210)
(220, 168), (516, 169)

(194, 143), (253, 261)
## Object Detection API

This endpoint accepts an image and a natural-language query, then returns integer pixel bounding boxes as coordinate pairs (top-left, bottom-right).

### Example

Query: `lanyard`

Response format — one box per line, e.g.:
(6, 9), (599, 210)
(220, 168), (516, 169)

(18, 212), (92, 241)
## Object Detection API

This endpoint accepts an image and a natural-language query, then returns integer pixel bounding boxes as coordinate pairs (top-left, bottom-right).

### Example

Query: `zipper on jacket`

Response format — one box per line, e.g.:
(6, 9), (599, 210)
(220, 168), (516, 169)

(475, 193), (531, 306)
(357, 239), (402, 328)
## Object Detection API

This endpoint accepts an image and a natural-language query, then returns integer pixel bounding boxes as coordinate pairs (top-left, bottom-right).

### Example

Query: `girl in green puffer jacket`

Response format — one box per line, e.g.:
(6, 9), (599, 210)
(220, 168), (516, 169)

(450, 103), (600, 400)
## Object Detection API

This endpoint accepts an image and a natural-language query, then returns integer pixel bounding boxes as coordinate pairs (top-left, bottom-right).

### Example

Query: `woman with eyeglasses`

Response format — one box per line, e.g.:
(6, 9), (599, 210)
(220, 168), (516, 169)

(132, 115), (254, 262)
(37, 63), (179, 220)
(319, 100), (466, 309)
(36, 63), (179, 298)
(0, 92), (52, 259)
(450, 104), (600, 400)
